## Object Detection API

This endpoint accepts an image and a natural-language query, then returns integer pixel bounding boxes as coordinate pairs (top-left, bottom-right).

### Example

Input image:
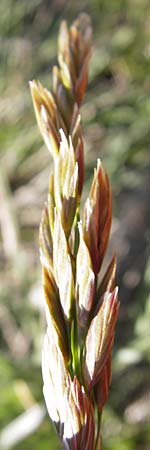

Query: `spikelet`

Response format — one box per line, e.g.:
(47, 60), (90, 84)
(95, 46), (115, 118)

(30, 13), (119, 450)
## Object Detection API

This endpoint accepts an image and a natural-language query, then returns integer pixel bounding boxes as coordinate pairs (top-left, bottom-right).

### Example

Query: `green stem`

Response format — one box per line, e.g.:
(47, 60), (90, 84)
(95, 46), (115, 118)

(71, 314), (80, 378)
(95, 411), (102, 450)
(73, 206), (80, 257)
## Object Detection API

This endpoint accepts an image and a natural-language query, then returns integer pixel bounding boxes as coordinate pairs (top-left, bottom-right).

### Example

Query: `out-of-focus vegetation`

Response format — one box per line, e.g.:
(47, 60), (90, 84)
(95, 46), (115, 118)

(0, 0), (149, 449)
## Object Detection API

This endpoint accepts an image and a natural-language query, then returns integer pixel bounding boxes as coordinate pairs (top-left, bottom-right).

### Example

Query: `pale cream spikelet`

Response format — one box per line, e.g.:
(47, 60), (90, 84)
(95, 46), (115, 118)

(30, 13), (119, 450)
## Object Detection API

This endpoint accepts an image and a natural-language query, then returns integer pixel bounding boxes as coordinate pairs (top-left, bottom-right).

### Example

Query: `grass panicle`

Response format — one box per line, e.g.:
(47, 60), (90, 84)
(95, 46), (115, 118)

(30, 13), (119, 450)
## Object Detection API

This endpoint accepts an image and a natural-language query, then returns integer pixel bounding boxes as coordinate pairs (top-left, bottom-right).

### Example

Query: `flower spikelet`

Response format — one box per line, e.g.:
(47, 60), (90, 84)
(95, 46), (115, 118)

(30, 13), (119, 450)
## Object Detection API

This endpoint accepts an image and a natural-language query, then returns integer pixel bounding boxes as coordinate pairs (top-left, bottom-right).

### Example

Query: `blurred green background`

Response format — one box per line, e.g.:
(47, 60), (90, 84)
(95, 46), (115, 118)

(0, 0), (149, 449)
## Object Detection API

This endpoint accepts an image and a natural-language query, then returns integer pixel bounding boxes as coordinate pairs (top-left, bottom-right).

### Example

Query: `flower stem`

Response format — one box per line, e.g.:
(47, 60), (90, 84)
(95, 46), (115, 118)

(73, 206), (80, 258)
(95, 411), (102, 450)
